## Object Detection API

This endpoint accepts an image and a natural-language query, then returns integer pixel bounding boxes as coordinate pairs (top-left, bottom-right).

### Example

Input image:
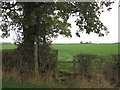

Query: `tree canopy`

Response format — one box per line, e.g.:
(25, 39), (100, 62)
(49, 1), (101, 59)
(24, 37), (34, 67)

(1, 1), (115, 44)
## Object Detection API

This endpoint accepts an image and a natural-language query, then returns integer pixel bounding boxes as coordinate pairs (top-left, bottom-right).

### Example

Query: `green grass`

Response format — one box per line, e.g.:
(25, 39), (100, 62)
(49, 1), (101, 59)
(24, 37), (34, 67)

(0, 45), (17, 50)
(1, 44), (119, 61)
(1, 44), (119, 70)
(52, 44), (119, 61)
(2, 78), (34, 88)
(2, 78), (47, 88)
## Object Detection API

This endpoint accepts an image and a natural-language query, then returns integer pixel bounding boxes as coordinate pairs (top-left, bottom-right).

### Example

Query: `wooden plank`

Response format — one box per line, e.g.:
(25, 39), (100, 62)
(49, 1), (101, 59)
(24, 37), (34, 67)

(73, 59), (76, 78)
(58, 61), (79, 63)
(58, 61), (74, 63)
(55, 50), (59, 77)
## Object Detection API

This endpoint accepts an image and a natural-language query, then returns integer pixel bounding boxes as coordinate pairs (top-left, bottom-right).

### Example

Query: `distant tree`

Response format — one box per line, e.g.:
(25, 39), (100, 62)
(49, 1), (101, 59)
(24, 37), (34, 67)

(80, 41), (83, 44)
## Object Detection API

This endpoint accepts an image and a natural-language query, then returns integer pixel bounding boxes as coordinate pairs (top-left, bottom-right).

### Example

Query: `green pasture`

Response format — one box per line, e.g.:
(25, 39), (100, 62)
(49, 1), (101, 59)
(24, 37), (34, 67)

(52, 44), (119, 61)
(0, 45), (17, 50)
(1, 44), (119, 61)
(0, 44), (119, 62)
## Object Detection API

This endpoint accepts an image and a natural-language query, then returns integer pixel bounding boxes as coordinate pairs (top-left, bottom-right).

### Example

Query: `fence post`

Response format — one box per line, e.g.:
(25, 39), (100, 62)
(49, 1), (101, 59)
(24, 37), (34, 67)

(55, 50), (58, 78)
(73, 58), (76, 78)
(34, 36), (39, 77)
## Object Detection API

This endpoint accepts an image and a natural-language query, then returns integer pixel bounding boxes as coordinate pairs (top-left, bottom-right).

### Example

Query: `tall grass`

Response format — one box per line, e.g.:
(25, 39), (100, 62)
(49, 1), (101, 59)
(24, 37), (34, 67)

(2, 68), (115, 88)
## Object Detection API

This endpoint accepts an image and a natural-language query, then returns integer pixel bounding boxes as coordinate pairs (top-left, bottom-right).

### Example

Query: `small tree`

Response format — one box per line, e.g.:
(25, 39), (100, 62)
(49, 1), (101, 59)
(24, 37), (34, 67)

(80, 41), (83, 44)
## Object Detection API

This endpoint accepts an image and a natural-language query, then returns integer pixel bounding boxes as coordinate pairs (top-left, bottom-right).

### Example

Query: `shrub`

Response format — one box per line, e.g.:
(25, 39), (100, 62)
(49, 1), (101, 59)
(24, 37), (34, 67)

(74, 54), (96, 78)
(74, 54), (119, 87)
(2, 48), (58, 82)
(2, 50), (17, 72)
(95, 55), (118, 85)
(2, 49), (35, 81)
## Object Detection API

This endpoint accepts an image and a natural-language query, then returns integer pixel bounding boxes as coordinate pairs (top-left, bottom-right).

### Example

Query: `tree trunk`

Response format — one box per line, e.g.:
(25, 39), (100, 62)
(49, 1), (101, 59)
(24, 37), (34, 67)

(18, 3), (35, 80)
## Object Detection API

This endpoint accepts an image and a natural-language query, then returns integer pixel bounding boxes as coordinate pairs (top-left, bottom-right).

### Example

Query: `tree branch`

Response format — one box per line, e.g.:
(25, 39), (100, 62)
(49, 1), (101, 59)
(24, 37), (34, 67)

(2, 2), (18, 10)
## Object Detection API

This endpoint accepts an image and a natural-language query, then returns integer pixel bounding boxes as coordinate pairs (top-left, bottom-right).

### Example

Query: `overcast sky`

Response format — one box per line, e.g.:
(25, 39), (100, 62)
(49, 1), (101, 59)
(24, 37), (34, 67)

(0, 1), (119, 44)
(52, 1), (118, 43)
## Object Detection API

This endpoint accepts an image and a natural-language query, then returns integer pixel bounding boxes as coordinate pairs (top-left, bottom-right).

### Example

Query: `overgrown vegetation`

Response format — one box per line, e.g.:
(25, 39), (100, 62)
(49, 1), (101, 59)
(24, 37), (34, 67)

(2, 45), (119, 88)
(74, 54), (119, 86)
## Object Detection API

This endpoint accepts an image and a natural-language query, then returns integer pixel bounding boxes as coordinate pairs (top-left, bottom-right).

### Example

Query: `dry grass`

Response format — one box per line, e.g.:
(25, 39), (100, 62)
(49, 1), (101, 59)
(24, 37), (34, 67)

(27, 71), (55, 85)
(75, 74), (115, 88)
(3, 68), (22, 83)
(3, 69), (60, 88)
(3, 69), (116, 88)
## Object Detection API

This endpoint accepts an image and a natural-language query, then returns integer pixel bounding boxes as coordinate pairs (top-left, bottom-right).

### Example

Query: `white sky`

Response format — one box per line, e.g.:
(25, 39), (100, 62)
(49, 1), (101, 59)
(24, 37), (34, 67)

(0, 1), (119, 44)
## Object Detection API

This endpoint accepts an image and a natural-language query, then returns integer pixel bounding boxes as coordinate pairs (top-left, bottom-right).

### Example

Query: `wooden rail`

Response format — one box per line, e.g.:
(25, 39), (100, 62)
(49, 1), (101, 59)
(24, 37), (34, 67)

(58, 61), (79, 63)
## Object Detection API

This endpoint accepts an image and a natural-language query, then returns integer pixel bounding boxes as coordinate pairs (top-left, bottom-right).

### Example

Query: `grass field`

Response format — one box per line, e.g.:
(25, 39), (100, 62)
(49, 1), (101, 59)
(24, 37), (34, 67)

(52, 44), (119, 61)
(0, 45), (17, 50)
(0, 44), (119, 61)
